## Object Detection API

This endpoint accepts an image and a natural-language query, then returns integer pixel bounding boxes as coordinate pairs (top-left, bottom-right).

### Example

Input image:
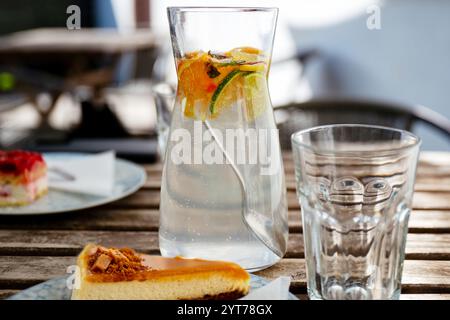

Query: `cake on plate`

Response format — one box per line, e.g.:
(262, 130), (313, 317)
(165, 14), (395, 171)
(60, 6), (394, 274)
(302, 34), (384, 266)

(0, 150), (48, 206)
(71, 244), (250, 300)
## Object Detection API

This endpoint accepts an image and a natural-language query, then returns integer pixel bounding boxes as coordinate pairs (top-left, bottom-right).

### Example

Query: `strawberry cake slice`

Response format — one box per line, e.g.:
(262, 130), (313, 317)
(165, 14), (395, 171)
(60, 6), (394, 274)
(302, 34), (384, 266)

(0, 150), (48, 206)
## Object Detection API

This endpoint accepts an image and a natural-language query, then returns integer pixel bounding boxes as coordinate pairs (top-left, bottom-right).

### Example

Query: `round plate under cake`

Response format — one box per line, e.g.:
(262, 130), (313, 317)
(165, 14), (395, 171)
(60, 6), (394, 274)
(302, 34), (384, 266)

(0, 153), (146, 215)
(7, 275), (298, 300)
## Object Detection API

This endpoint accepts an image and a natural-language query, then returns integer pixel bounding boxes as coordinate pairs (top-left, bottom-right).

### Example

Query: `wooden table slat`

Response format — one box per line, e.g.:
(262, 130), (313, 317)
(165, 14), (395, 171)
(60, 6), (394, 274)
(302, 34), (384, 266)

(95, 188), (450, 211)
(0, 290), (19, 299)
(1, 209), (450, 234)
(2, 230), (450, 260)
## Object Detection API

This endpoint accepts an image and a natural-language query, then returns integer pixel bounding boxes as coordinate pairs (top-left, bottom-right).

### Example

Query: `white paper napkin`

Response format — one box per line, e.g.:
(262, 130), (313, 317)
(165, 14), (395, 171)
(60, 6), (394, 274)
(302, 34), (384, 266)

(241, 276), (292, 300)
(45, 151), (115, 197)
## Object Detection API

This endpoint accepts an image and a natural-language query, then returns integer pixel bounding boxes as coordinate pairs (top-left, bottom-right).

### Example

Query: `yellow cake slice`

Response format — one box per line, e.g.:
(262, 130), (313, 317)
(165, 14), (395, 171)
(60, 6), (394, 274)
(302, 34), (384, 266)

(71, 244), (250, 300)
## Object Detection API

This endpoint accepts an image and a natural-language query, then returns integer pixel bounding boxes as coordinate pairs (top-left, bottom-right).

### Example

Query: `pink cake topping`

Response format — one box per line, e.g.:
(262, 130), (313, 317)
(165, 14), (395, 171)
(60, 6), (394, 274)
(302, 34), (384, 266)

(0, 150), (45, 175)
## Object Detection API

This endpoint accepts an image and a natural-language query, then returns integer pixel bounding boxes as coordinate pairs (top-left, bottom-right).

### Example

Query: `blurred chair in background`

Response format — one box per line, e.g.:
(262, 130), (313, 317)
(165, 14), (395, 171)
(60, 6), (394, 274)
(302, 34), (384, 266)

(275, 99), (450, 150)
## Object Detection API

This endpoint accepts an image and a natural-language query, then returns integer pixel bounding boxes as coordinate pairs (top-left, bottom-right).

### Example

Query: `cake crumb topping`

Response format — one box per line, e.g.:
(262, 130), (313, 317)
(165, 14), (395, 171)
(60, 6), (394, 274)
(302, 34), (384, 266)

(88, 246), (151, 275)
(92, 254), (112, 272)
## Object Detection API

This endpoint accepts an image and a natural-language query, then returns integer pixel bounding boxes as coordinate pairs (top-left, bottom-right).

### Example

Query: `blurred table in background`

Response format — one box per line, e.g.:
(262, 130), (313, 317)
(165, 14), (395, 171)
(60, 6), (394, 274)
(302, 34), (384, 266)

(0, 28), (156, 53)
(0, 28), (158, 162)
(1, 151), (450, 300)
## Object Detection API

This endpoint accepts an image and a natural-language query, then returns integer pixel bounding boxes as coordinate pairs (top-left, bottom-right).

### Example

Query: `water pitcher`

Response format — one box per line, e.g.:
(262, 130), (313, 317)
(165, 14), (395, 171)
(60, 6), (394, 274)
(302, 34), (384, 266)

(159, 7), (288, 271)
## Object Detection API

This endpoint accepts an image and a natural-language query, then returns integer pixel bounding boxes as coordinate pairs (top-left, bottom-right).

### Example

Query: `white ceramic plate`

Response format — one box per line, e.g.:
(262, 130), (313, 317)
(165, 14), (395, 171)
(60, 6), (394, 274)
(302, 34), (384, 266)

(8, 274), (298, 300)
(0, 153), (147, 215)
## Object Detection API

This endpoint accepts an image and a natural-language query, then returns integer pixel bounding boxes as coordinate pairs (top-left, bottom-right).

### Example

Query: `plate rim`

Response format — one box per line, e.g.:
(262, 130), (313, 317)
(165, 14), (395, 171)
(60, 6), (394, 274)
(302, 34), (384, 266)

(0, 152), (147, 216)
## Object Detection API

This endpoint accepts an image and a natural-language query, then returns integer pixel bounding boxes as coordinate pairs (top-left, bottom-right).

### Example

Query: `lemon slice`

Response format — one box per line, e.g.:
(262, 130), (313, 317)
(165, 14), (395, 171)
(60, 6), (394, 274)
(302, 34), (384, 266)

(228, 47), (261, 62)
(239, 62), (266, 72)
(243, 72), (269, 121)
(235, 47), (262, 55)
(228, 48), (260, 62)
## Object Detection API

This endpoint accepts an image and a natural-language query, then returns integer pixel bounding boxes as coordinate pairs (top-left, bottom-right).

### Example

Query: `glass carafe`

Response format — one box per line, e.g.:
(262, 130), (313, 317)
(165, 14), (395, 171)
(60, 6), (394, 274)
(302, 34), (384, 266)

(159, 7), (288, 271)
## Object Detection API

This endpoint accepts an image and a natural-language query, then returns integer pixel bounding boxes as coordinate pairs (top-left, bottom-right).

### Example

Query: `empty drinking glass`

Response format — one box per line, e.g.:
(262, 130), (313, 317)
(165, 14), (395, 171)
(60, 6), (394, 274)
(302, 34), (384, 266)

(292, 125), (420, 300)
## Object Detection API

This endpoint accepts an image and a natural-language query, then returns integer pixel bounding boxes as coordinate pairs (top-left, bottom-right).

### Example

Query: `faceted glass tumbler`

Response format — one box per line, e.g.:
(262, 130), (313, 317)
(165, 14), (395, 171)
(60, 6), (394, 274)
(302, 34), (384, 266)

(291, 125), (420, 300)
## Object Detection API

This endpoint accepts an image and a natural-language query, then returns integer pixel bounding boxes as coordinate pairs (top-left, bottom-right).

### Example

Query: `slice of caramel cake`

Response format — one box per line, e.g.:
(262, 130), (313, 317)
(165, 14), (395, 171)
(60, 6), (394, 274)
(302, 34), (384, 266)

(71, 244), (250, 300)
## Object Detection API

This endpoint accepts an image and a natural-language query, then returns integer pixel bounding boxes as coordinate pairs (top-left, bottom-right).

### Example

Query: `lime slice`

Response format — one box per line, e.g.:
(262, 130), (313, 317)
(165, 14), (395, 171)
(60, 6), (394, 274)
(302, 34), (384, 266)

(243, 72), (269, 121)
(209, 69), (245, 115)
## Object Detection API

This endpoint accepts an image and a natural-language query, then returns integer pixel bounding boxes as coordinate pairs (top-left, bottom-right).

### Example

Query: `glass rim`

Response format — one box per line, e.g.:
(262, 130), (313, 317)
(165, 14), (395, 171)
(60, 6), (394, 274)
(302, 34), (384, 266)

(291, 124), (421, 155)
(167, 7), (278, 13)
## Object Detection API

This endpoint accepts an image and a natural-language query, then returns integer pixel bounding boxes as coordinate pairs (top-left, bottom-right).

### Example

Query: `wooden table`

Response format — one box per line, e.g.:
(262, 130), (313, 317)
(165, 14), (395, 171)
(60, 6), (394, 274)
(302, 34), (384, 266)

(1, 151), (450, 300)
